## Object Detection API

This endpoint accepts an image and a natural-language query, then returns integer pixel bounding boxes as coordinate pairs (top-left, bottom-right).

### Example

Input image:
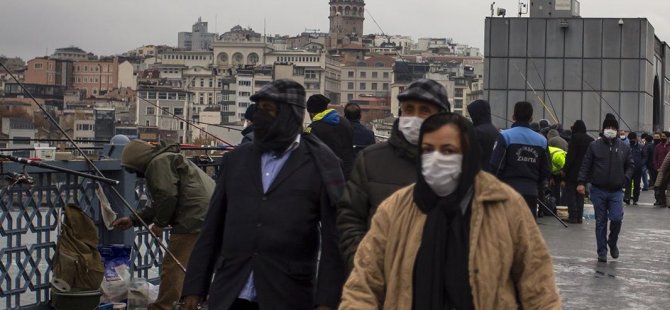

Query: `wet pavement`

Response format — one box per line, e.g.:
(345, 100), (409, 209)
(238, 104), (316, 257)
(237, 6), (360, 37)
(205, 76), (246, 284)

(539, 189), (670, 309)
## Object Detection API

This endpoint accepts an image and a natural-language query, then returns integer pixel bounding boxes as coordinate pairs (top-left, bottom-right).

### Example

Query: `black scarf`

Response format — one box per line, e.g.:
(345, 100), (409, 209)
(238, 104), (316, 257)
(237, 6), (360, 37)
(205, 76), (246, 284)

(253, 103), (303, 154)
(412, 120), (481, 310)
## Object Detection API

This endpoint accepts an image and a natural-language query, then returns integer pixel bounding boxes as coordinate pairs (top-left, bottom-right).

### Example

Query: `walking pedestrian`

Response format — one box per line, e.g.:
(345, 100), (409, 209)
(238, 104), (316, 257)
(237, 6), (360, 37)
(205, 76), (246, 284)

(624, 132), (644, 205)
(577, 116), (634, 262)
(562, 120), (594, 223)
(339, 112), (561, 309)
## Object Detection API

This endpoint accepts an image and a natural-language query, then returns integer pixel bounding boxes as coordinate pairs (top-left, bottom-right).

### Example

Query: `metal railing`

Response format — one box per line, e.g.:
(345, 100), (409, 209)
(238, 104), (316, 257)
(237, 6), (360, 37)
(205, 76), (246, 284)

(0, 153), (223, 310)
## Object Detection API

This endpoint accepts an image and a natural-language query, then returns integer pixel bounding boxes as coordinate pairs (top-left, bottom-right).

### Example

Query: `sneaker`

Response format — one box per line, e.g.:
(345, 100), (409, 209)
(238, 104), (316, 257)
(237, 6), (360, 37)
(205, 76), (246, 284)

(598, 256), (607, 263)
(623, 199), (630, 205)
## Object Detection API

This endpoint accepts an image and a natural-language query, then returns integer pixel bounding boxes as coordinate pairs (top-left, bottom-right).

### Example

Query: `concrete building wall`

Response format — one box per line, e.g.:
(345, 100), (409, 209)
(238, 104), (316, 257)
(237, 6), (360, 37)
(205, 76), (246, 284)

(117, 61), (137, 90)
(72, 58), (120, 97)
(484, 17), (663, 132)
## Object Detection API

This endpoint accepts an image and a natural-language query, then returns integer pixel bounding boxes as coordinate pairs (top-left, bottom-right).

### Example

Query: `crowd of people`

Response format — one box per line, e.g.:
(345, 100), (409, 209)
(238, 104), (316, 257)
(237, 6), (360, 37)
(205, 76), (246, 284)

(113, 77), (670, 309)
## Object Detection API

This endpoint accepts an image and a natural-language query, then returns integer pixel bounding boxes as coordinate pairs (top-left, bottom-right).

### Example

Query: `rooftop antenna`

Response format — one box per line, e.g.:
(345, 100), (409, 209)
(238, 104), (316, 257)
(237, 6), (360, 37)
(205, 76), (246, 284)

(263, 18), (267, 43)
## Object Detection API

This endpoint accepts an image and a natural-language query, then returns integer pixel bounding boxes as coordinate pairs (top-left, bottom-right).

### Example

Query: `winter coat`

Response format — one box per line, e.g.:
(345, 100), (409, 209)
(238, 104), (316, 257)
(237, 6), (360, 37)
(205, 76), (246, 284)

(549, 146), (567, 175)
(643, 142), (656, 170)
(182, 141), (345, 309)
(489, 123), (551, 196)
(654, 143), (670, 170)
(630, 142), (646, 172)
(467, 100), (499, 169)
(340, 172), (561, 310)
(306, 109), (355, 177)
(123, 144), (215, 234)
(547, 129), (568, 151)
(350, 120), (376, 156)
(337, 120), (417, 270)
(578, 138), (634, 192)
(563, 124), (594, 183)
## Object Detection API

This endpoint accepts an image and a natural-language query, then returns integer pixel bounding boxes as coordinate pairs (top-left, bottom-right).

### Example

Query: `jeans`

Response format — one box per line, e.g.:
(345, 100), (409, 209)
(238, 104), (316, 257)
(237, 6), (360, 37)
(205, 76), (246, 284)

(590, 186), (624, 257)
(564, 182), (584, 220)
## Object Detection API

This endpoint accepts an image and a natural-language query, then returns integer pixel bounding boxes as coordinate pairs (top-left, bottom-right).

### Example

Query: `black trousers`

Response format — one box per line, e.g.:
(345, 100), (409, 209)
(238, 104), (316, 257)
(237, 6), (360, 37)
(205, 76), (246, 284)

(523, 195), (538, 219)
(564, 181), (584, 220)
(625, 170), (643, 202)
(230, 299), (259, 310)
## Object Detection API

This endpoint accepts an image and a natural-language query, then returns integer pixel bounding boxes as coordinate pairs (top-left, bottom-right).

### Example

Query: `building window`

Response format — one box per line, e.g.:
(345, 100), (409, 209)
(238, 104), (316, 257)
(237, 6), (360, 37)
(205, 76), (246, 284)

(238, 91), (251, 97)
(208, 94), (213, 105)
(455, 89), (464, 97)
(348, 82), (354, 90)
(454, 99), (463, 109)
(174, 107), (184, 115)
(360, 71), (366, 78)
(161, 107), (170, 115)
(209, 79), (213, 88)
(146, 120), (150, 126)
(238, 80), (251, 86)
(360, 82), (366, 90)
(371, 83), (378, 90)
(383, 83), (389, 90)
(199, 94), (204, 104)
(158, 92), (168, 99)
(383, 72), (389, 79)
(200, 79), (204, 87)
(348, 71), (354, 78)
(372, 72), (378, 78)
(146, 107), (155, 115)
(148, 92), (157, 99)
(347, 93), (354, 100)
(34, 63), (43, 69)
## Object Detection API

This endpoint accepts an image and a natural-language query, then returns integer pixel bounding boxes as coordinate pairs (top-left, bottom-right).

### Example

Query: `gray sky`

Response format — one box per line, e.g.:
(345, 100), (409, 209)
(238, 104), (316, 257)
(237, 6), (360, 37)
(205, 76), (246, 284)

(2, 0), (670, 60)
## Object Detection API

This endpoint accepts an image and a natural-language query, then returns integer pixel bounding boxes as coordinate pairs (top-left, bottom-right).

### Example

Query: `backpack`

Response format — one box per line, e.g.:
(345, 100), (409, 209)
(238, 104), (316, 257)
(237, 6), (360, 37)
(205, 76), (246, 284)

(52, 204), (104, 291)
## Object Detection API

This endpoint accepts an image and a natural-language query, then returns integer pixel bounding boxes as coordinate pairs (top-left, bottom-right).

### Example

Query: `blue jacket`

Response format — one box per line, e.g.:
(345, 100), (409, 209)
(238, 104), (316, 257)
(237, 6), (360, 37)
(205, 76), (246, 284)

(350, 120), (375, 155)
(489, 123), (551, 196)
(629, 142), (645, 171)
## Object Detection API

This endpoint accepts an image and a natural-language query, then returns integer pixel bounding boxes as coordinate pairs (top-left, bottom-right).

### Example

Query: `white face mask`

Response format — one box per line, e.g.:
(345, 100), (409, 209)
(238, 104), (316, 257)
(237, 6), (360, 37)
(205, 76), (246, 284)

(399, 116), (424, 145)
(421, 152), (463, 197)
(604, 129), (617, 139)
(620, 135), (626, 139)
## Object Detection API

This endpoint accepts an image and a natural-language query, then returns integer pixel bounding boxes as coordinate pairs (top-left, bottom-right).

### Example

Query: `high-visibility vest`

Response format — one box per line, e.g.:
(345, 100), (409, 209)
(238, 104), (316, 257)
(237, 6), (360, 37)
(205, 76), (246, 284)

(549, 146), (567, 175)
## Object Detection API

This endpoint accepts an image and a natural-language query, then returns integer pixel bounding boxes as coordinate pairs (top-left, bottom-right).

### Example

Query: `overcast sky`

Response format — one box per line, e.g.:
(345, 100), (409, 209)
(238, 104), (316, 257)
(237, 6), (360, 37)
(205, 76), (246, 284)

(2, 0), (670, 60)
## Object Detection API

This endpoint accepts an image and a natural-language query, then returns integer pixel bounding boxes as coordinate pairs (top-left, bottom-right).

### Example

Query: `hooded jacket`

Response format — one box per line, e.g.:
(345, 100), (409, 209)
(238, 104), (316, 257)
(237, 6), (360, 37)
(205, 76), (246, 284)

(547, 129), (568, 151)
(340, 173), (561, 309)
(467, 100), (499, 169)
(122, 141), (215, 234)
(563, 121), (594, 183)
(578, 137), (634, 192)
(306, 109), (355, 178)
(337, 120), (418, 270)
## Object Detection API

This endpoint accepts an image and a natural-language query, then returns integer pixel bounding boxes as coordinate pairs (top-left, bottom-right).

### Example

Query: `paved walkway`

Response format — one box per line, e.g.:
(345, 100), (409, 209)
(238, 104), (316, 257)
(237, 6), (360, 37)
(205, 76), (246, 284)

(539, 189), (670, 309)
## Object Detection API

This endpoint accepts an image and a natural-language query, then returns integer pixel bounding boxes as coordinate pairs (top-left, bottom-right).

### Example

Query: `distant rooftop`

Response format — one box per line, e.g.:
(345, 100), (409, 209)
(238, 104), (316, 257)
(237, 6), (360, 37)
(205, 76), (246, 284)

(54, 46), (87, 54)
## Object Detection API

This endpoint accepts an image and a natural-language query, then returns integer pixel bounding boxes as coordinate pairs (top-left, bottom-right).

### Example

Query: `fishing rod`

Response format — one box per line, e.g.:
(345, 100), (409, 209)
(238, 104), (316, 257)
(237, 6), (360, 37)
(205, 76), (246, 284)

(1, 62), (187, 273)
(582, 79), (633, 132)
(511, 62), (559, 123)
(528, 59), (560, 122)
(137, 95), (234, 147)
(0, 154), (119, 185)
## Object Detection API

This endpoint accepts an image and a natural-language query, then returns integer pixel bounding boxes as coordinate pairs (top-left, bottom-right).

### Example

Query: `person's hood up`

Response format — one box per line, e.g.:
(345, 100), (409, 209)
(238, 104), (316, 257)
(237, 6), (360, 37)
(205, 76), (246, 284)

(547, 129), (560, 140)
(312, 109), (340, 125)
(121, 140), (180, 174)
(241, 124), (255, 136)
(466, 99), (492, 127)
(571, 120), (587, 134)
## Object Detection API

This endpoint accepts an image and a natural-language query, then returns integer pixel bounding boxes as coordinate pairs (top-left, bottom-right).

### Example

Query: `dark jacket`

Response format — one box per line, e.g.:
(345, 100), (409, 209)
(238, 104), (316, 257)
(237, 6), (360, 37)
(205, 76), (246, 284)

(630, 142), (645, 172)
(654, 143), (670, 170)
(240, 125), (254, 144)
(350, 120), (376, 156)
(578, 138), (634, 192)
(337, 120), (417, 270)
(489, 123), (551, 196)
(643, 142), (656, 170)
(467, 100), (499, 169)
(563, 122), (594, 183)
(181, 141), (345, 309)
(547, 129), (568, 151)
(307, 109), (355, 177)
(124, 144), (215, 234)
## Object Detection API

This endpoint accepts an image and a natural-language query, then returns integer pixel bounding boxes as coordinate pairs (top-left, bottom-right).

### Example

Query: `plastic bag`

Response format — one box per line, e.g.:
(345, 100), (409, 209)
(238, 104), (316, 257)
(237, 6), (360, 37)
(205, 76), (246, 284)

(99, 245), (132, 303)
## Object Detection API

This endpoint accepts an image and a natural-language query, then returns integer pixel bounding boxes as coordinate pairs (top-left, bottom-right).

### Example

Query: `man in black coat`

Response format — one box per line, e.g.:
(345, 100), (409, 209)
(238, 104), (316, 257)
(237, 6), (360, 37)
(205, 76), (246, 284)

(624, 132), (645, 205)
(344, 103), (376, 156)
(467, 99), (498, 170)
(337, 79), (450, 270)
(306, 94), (355, 178)
(561, 120), (594, 223)
(181, 80), (346, 310)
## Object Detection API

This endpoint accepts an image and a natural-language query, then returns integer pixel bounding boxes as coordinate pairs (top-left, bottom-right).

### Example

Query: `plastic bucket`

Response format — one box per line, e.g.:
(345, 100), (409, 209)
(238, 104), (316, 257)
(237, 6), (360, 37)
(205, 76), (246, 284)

(51, 289), (102, 310)
(583, 204), (595, 220)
